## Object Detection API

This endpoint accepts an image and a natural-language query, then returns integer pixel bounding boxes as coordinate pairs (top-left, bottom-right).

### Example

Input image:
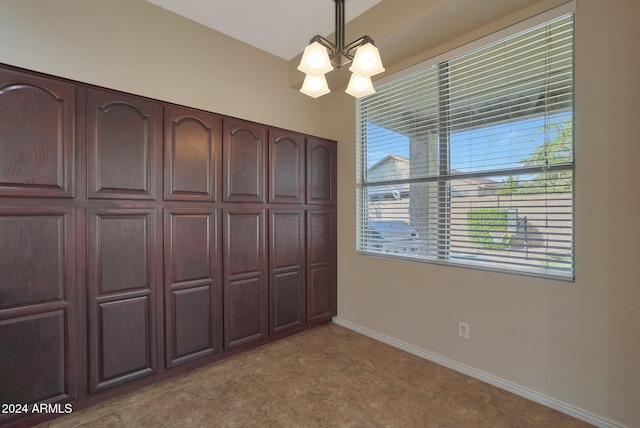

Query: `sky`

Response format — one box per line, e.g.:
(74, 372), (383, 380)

(365, 111), (571, 174)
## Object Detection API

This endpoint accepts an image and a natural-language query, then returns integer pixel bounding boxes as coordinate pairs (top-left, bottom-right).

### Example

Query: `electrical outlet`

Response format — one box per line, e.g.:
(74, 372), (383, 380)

(458, 322), (470, 339)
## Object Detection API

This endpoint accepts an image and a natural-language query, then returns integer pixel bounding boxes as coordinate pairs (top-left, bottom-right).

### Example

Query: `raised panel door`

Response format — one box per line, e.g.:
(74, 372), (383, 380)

(306, 138), (336, 205)
(87, 209), (157, 392)
(87, 89), (161, 200)
(307, 210), (336, 323)
(222, 118), (266, 203)
(0, 312), (68, 404)
(269, 129), (304, 204)
(0, 68), (75, 198)
(164, 209), (221, 367)
(164, 106), (221, 201)
(223, 209), (267, 349)
(269, 210), (305, 334)
(0, 207), (75, 423)
(98, 297), (151, 382)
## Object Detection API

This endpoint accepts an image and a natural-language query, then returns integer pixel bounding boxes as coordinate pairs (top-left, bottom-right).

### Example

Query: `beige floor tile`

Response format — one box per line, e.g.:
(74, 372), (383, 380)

(38, 324), (591, 428)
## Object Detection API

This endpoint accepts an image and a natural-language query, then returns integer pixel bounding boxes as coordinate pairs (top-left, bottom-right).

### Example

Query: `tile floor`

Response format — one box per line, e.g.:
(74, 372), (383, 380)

(37, 323), (592, 427)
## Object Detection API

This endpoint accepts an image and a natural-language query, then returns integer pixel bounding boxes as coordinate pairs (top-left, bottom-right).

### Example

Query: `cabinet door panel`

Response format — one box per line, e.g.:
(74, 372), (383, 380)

(307, 211), (336, 323)
(307, 266), (333, 322)
(225, 277), (265, 348)
(172, 286), (213, 361)
(97, 215), (149, 294)
(223, 209), (267, 349)
(98, 297), (153, 382)
(164, 106), (221, 201)
(222, 118), (266, 203)
(269, 210), (305, 334)
(87, 209), (157, 392)
(225, 212), (262, 276)
(0, 311), (68, 404)
(0, 213), (66, 309)
(164, 210), (221, 367)
(170, 214), (211, 282)
(269, 129), (304, 204)
(306, 138), (336, 205)
(308, 211), (332, 265)
(0, 69), (74, 198)
(0, 207), (75, 416)
(87, 89), (160, 200)
(272, 271), (303, 333)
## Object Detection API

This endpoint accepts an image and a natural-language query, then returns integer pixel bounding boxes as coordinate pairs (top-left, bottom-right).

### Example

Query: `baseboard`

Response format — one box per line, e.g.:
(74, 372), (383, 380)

(333, 317), (623, 428)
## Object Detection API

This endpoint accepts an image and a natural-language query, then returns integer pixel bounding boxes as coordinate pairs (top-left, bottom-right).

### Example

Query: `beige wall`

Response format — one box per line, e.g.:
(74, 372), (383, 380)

(325, 1), (640, 427)
(1, 0), (638, 426)
(0, 0), (324, 136)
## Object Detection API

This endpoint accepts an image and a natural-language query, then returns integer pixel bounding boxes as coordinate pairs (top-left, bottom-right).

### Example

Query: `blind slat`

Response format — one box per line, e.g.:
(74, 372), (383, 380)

(356, 12), (574, 279)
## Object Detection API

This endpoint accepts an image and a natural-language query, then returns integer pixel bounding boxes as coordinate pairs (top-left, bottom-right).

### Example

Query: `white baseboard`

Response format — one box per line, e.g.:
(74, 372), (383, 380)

(333, 317), (623, 428)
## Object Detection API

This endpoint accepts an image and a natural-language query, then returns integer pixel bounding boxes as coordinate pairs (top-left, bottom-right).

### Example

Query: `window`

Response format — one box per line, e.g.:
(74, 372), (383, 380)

(356, 9), (574, 279)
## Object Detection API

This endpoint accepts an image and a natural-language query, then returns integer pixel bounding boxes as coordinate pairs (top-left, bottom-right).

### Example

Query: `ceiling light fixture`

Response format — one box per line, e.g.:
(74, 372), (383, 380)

(298, 0), (384, 99)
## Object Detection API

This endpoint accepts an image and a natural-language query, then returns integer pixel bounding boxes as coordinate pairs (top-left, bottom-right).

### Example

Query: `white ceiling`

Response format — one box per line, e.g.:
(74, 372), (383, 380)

(146, 0), (382, 61)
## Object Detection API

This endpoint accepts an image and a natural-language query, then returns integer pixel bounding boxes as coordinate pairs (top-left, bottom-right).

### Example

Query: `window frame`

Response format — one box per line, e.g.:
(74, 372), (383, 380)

(355, 3), (576, 281)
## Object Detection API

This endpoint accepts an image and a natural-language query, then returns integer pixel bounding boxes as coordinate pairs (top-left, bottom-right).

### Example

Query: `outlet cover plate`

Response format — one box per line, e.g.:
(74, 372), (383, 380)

(459, 322), (470, 339)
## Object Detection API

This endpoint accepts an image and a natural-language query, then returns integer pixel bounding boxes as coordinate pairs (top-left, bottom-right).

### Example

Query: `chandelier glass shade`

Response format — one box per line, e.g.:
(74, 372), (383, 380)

(298, 0), (384, 99)
(349, 42), (384, 76)
(345, 72), (375, 97)
(298, 41), (334, 76)
(300, 73), (331, 98)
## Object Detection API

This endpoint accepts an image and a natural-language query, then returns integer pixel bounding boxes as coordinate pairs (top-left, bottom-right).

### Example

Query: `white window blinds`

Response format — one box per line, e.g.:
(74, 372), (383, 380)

(356, 13), (574, 279)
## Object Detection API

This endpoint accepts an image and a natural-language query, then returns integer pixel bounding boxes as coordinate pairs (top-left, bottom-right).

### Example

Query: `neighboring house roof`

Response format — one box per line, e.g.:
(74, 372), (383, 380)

(367, 155), (499, 195)
(368, 154), (409, 171)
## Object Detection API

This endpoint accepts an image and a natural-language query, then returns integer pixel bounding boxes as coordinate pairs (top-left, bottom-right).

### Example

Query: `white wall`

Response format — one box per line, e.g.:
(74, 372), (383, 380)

(325, 0), (640, 426)
(0, 0), (323, 136)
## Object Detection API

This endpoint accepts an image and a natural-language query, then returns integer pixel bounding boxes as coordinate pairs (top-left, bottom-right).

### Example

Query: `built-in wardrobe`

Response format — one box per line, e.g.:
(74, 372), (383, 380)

(0, 64), (336, 426)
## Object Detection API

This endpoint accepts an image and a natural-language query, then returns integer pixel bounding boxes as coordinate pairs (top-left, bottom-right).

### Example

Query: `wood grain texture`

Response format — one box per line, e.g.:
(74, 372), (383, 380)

(164, 209), (221, 367)
(269, 210), (305, 334)
(87, 88), (160, 200)
(87, 209), (157, 392)
(222, 118), (266, 203)
(0, 205), (75, 421)
(307, 210), (336, 323)
(306, 137), (336, 205)
(0, 68), (75, 198)
(269, 129), (305, 204)
(164, 105), (221, 201)
(223, 209), (267, 349)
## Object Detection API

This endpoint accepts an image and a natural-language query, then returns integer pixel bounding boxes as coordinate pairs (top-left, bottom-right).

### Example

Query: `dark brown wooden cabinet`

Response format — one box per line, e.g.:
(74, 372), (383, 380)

(223, 208), (268, 349)
(0, 69), (78, 427)
(0, 68), (75, 198)
(86, 209), (158, 392)
(0, 64), (336, 426)
(164, 106), (221, 202)
(86, 89), (161, 200)
(307, 210), (336, 323)
(0, 207), (76, 413)
(269, 209), (306, 334)
(222, 118), (267, 203)
(307, 137), (337, 205)
(269, 129), (305, 204)
(164, 209), (222, 367)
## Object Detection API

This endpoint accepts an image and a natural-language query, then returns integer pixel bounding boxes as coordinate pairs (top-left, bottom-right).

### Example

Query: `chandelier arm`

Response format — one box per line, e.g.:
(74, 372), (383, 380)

(310, 35), (338, 56)
(344, 35), (374, 56)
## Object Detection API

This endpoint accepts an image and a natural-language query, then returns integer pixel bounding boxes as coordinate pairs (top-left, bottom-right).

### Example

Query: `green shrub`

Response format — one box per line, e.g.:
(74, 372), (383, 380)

(468, 208), (510, 249)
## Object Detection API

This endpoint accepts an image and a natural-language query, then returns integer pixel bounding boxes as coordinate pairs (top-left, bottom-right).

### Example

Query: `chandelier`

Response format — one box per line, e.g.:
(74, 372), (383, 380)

(298, 0), (385, 98)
